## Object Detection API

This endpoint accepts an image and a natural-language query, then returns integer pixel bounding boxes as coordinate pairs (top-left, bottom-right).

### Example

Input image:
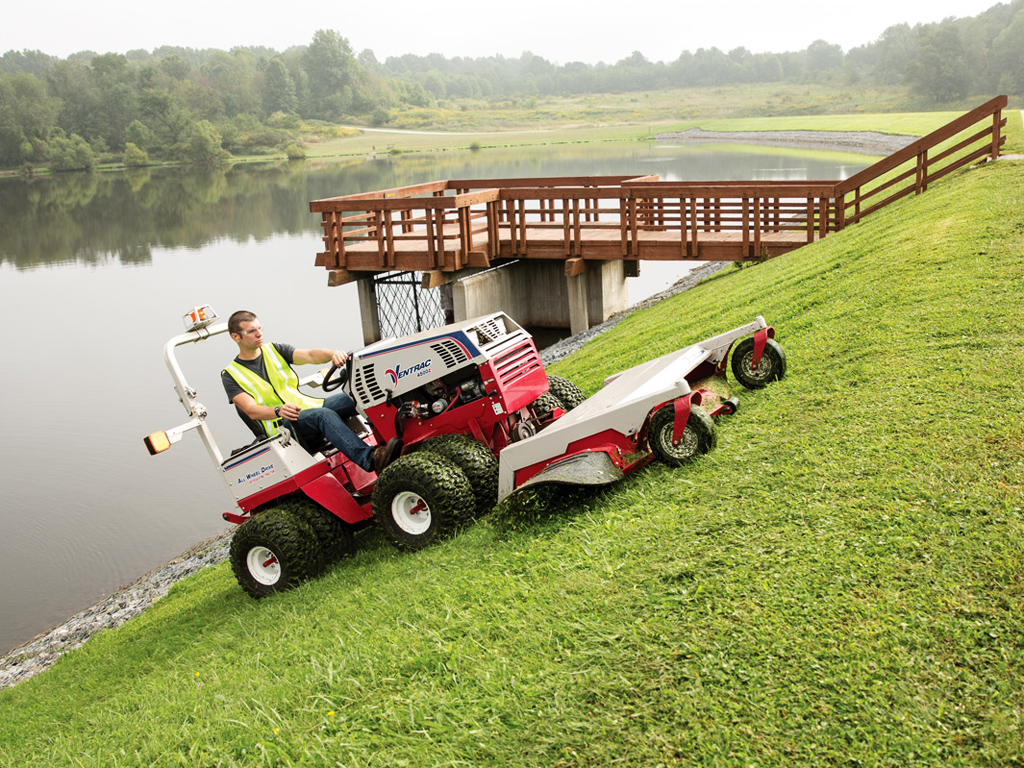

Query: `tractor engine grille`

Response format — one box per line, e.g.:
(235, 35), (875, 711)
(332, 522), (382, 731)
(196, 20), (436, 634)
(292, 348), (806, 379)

(492, 340), (542, 388)
(431, 339), (470, 370)
(353, 364), (384, 404)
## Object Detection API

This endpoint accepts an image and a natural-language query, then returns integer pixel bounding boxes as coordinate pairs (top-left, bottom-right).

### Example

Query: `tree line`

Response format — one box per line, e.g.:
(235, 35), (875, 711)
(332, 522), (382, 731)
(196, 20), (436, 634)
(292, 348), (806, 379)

(1, 0), (1021, 171)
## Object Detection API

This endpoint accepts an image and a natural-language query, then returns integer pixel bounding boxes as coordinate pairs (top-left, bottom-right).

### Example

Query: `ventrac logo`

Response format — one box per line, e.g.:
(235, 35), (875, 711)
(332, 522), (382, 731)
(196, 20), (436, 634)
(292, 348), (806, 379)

(384, 358), (432, 387)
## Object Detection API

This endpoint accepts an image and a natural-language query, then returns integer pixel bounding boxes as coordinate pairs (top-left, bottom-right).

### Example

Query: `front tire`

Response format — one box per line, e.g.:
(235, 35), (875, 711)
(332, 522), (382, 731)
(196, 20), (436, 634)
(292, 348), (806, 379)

(648, 403), (716, 467)
(731, 337), (787, 390)
(278, 496), (354, 565)
(229, 509), (324, 599)
(372, 452), (475, 551)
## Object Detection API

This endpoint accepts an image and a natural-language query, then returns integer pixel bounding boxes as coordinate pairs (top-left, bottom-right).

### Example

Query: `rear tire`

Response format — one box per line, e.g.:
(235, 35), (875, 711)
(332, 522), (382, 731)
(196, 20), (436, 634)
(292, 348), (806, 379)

(229, 509), (323, 599)
(648, 404), (716, 467)
(548, 375), (585, 410)
(372, 452), (475, 551)
(731, 337), (787, 390)
(419, 434), (498, 518)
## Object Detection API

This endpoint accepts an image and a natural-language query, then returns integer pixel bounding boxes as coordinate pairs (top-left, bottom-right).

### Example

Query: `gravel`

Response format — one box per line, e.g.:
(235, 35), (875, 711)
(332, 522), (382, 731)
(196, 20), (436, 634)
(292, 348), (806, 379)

(653, 127), (918, 155)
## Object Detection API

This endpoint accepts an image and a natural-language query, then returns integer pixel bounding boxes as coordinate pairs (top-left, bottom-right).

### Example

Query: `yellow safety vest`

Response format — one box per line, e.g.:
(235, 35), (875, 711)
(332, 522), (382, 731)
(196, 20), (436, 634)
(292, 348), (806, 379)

(223, 344), (324, 437)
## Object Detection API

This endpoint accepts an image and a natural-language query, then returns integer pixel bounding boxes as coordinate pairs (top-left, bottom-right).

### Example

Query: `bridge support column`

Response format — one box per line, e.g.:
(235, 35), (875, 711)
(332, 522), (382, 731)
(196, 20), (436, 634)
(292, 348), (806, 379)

(357, 277), (382, 345)
(449, 259), (627, 334)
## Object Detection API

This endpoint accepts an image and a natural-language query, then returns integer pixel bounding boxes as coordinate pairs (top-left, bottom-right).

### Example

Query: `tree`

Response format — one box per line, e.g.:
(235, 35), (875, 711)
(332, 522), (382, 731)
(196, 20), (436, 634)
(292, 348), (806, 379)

(302, 29), (359, 120)
(263, 58), (297, 115)
(992, 6), (1024, 97)
(0, 71), (61, 165)
(907, 23), (971, 102)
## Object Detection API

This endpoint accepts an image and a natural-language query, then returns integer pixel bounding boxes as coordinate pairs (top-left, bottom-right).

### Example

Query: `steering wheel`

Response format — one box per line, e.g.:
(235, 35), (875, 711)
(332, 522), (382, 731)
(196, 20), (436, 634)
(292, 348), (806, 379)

(322, 354), (352, 392)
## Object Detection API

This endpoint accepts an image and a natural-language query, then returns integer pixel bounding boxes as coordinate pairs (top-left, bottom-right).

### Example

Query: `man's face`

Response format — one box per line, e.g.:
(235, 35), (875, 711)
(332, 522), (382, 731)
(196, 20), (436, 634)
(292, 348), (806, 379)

(233, 319), (264, 350)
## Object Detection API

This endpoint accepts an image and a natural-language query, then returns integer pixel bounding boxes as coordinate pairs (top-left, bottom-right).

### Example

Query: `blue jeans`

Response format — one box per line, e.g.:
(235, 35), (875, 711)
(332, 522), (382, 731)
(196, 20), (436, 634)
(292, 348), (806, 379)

(286, 392), (374, 471)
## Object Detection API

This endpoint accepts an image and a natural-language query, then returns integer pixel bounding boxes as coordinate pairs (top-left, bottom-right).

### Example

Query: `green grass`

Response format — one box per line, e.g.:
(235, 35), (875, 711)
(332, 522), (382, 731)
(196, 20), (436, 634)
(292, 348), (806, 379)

(305, 86), (1023, 159)
(1, 159), (1022, 766)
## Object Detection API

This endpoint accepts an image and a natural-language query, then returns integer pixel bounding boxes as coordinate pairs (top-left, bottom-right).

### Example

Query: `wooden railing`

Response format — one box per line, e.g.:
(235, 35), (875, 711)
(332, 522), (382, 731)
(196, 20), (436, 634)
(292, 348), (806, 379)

(310, 97), (1008, 282)
(835, 95), (1007, 227)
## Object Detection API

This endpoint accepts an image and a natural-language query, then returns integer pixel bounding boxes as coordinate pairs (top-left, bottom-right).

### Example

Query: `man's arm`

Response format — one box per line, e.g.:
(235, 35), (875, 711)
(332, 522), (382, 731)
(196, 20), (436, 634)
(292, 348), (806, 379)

(232, 392), (301, 422)
(292, 347), (348, 367)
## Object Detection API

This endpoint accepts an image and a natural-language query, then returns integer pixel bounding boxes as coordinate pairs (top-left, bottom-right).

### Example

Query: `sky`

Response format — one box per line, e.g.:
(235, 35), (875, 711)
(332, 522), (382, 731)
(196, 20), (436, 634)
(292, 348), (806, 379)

(0, 0), (1007, 63)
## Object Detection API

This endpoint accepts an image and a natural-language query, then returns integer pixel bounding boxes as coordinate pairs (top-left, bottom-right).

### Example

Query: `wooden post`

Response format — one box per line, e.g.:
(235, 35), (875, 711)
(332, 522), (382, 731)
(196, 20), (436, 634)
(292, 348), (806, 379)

(991, 106), (1002, 160)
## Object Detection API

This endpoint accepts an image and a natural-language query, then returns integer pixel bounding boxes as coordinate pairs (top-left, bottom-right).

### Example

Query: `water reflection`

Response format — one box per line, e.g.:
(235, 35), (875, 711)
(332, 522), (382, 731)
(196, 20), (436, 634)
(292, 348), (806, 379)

(0, 141), (875, 656)
(0, 142), (874, 271)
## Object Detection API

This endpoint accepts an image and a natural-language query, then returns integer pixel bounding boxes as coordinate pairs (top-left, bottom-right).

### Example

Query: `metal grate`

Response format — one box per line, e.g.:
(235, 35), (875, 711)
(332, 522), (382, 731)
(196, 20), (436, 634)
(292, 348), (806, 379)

(374, 271), (448, 338)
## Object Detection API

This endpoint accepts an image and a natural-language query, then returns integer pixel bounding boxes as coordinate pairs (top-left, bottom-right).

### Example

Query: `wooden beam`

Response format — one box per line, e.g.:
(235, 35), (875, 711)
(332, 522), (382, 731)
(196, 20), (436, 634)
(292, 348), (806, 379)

(564, 258), (587, 277)
(327, 269), (355, 287)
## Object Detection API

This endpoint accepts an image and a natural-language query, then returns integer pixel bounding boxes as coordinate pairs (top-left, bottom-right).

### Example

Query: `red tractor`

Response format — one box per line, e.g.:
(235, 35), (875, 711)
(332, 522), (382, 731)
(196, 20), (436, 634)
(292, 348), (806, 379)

(146, 307), (785, 597)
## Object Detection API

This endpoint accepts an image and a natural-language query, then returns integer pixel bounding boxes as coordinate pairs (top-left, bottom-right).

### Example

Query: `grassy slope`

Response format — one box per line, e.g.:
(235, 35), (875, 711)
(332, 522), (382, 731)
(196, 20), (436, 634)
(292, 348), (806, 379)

(1, 159), (1022, 767)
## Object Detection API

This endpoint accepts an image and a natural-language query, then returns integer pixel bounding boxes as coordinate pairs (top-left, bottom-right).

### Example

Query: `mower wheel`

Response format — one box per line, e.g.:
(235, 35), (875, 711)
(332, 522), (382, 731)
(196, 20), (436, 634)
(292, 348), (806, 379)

(372, 452), (475, 551)
(229, 509), (324, 599)
(731, 337), (787, 390)
(649, 404), (716, 467)
(277, 496), (354, 565)
(548, 375), (586, 410)
(419, 434), (498, 518)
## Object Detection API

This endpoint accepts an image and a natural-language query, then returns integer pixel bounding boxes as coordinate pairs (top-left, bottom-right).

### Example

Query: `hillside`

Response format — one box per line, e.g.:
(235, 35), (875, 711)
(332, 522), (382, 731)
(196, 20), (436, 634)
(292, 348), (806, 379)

(0, 157), (1021, 766)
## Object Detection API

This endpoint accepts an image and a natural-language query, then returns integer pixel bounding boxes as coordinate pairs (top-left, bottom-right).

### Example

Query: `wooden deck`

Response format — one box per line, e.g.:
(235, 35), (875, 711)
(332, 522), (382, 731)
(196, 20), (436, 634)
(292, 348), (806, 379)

(310, 97), (1007, 286)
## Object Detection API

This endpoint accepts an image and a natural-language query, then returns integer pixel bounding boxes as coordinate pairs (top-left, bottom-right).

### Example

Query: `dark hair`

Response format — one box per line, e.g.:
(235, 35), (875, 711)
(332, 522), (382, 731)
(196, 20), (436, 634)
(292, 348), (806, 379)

(228, 310), (257, 336)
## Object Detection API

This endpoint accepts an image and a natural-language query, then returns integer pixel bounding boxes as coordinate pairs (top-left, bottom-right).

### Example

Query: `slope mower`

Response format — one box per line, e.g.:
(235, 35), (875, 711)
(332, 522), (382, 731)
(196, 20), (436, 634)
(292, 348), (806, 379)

(145, 307), (786, 597)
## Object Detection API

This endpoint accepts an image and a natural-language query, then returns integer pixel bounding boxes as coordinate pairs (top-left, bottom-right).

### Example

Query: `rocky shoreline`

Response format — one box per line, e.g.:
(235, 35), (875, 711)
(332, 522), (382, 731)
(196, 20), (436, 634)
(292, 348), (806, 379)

(0, 261), (732, 692)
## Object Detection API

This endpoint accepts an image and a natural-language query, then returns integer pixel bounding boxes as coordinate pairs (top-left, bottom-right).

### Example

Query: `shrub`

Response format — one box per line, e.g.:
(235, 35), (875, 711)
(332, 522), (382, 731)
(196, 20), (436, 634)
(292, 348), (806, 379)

(49, 132), (94, 171)
(285, 142), (307, 160)
(122, 142), (149, 167)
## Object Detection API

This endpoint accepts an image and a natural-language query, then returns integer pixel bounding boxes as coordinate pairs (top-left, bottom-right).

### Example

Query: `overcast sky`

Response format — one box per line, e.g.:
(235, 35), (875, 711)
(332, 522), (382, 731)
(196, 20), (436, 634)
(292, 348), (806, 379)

(1, 0), (1006, 63)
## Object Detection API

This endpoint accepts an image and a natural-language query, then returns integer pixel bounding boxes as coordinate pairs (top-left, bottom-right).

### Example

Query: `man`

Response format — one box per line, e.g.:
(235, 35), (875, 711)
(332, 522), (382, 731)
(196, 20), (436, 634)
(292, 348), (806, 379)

(221, 310), (402, 473)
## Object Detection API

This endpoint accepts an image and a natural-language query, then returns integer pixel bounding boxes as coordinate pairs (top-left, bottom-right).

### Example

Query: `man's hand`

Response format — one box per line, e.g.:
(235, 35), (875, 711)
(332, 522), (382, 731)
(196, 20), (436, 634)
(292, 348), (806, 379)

(330, 349), (348, 368)
(278, 403), (302, 421)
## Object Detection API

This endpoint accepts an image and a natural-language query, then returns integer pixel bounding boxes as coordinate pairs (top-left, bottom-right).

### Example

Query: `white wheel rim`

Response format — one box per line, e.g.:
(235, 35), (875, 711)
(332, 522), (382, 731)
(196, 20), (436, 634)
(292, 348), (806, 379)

(391, 491), (432, 535)
(739, 351), (771, 382)
(246, 545), (281, 586)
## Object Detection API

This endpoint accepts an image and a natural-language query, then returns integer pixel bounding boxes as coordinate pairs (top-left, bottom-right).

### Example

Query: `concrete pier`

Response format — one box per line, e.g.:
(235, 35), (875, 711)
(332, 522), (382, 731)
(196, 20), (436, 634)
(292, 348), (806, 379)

(449, 260), (627, 335)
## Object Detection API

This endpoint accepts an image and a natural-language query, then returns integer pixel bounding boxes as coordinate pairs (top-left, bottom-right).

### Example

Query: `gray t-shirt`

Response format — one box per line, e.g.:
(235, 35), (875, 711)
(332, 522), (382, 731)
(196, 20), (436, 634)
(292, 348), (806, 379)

(221, 342), (296, 403)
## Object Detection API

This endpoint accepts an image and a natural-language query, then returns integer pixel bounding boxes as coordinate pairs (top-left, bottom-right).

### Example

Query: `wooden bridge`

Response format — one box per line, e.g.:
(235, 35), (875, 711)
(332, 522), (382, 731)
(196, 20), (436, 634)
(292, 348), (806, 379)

(310, 96), (1008, 338)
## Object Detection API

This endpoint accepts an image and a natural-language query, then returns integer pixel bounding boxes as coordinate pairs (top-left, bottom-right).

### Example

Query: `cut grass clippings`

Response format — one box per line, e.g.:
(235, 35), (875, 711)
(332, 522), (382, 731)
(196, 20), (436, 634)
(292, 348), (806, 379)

(0, 159), (1022, 767)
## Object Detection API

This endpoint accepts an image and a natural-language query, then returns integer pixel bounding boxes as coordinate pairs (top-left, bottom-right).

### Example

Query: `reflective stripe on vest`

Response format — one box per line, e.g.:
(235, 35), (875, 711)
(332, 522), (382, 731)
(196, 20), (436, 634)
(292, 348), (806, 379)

(223, 344), (324, 437)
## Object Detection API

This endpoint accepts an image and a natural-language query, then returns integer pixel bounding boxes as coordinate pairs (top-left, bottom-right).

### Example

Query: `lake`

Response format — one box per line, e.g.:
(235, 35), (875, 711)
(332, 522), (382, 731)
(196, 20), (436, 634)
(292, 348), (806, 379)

(0, 140), (875, 654)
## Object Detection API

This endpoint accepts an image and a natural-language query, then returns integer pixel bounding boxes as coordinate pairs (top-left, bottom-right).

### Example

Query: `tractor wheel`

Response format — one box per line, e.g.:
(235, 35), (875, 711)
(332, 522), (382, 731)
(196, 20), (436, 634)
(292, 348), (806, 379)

(372, 452), (475, 552)
(229, 509), (324, 599)
(648, 403), (716, 467)
(531, 391), (563, 418)
(419, 434), (499, 518)
(277, 496), (354, 565)
(731, 337), (787, 390)
(548, 375), (586, 410)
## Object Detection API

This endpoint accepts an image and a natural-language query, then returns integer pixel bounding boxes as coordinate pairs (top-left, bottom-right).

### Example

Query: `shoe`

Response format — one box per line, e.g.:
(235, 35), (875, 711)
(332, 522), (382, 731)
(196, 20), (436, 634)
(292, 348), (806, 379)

(373, 437), (403, 473)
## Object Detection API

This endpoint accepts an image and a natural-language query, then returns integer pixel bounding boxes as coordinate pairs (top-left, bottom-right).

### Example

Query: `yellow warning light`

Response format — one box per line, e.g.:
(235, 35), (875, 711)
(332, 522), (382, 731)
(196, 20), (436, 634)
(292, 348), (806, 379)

(144, 431), (172, 455)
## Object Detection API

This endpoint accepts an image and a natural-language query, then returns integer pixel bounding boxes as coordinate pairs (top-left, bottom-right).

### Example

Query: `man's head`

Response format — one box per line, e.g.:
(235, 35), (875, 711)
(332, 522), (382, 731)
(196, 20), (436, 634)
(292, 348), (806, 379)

(228, 310), (264, 351)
